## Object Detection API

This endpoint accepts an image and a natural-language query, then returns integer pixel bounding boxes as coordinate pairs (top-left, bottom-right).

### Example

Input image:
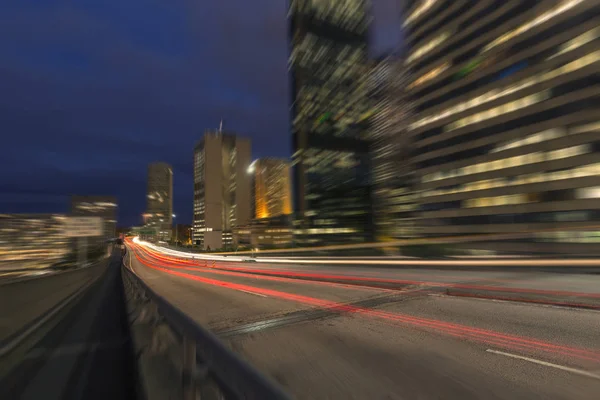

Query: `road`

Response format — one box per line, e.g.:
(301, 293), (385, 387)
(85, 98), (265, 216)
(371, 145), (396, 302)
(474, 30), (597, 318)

(0, 262), (107, 345)
(128, 241), (600, 399)
(0, 251), (138, 399)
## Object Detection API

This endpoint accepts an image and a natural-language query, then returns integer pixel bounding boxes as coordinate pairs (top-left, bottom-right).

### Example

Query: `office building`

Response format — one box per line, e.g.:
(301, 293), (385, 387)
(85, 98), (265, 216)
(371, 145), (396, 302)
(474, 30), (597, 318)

(172, 224), (192, 245)
(146, 162), (173, 241)
(192, 130), (252, 250)
(403, 0), (600, 254)
(250, 158), (292, 219)
(235, 215), (293, 250)
(0, 214), (69, 270)
(71, 195), (118, 245)
(369, 53), (417, 241)
(237, 158), (293, 249)
(289, 0), (374, 246)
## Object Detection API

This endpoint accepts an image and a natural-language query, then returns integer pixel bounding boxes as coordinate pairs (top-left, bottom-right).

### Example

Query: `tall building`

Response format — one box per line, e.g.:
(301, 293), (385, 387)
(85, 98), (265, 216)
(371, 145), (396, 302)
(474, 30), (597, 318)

(192, 130), (252, 250)
(71, 195), (118, 245)
(368, 53), (417, 241)
(250, 158), (292, 219)
(172, 224), (192, 245)
(403, 0), (600, 254)
(236, 158), (293, 249)
(0, 214), (69, 270)
(146, 162), (173, 241)
(289, 0), (374, 246)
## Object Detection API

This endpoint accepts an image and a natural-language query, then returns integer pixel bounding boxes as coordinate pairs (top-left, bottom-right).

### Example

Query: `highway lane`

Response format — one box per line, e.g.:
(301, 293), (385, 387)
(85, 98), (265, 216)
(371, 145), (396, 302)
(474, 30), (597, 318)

(128, 242), (600, 399)
(138, 240), (600, 298)
(0, 262), (107, 344)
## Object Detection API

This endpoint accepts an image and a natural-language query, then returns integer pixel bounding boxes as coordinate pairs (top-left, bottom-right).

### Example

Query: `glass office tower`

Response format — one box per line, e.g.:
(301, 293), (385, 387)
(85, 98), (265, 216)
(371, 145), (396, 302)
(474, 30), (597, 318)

(289, 0), (374, 246)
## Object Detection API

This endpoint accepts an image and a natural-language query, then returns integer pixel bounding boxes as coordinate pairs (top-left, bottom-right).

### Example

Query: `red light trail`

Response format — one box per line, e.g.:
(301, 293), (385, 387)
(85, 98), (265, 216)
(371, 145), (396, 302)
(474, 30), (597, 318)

(129, 242), (600, 364)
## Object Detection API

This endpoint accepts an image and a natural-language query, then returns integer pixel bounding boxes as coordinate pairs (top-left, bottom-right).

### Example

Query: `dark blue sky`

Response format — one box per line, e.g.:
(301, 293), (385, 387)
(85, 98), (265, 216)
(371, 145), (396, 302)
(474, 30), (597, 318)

(0, 0), (401, 226)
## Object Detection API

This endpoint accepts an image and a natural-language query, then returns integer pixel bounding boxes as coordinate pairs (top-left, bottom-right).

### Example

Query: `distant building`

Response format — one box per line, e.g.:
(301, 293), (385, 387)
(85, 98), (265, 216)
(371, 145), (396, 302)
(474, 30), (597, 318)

(172, 224), (192, 245)
(240, 158), (293, 249)
(71, 195), (118, 245)
(0, 214), (69, 270)
(289, 0), (374, 246)
(234, 158), (293, 249)
(235, 215), (293, 250)
(250, 158), (292, 219)
(192, 129), (252, 250)
(146, 162), (173, 241)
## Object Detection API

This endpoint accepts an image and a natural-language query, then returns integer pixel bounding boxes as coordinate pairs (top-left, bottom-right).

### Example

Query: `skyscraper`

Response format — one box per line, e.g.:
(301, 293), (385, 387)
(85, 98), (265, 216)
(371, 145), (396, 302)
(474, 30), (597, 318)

(250, 158), (292, 219)
(289, 0), (374, 246)
(192, 130), (251, 250)
(146, 162), (173, 240)
(403, 0), (600, 254)
(368, 53), (416, 241)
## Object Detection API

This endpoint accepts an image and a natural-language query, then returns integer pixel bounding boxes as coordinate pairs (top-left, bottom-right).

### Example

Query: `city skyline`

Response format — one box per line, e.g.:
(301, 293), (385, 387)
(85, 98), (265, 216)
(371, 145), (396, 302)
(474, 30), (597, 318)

(0, 1), (402, 227)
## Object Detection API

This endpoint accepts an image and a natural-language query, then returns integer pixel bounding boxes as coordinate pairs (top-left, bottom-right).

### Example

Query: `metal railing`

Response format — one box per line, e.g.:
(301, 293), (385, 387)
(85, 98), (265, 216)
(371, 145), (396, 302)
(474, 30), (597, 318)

(121, 250), (290, 400)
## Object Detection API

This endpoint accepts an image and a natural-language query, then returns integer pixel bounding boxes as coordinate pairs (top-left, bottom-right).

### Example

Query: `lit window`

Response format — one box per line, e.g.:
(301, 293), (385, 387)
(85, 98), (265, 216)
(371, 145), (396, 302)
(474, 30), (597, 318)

(483, 0), (588, 53)
(408, 62), (450, 89)
(410, 51), (599, 132)
(570, 121), (600, 134)
(406, 31), (451, 64)
(548, 27), (600, 60)
(404, 0), (437, 27)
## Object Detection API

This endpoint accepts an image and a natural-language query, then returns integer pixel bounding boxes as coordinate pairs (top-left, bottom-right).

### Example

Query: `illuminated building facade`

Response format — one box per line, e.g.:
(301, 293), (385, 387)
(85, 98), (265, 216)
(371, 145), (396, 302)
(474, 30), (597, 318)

(289, 0), (374, 246)
(71, 195), (118, 245)
(0, 214), (69, 269)
(146, 163), (173, 241)
(192, 130), (251, 250)
(235, 215), (293, 250)
(404, 0), (600, 254)
(369, 53), (418, 241)
(239, 158), (293, 249)
(251, 158), (292, 219)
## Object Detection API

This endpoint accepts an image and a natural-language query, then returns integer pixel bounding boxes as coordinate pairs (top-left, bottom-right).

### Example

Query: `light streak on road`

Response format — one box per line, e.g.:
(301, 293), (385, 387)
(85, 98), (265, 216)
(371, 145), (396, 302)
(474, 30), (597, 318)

(128, 241), (600, 365)
(133, 244), (396, 293)
(128, 237), (600, 305)
(130, 236), (600, 268)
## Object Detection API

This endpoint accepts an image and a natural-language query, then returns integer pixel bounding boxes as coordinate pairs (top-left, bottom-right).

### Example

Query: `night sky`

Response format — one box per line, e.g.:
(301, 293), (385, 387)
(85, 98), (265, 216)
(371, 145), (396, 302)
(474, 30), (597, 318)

(0, 1), (402, 227)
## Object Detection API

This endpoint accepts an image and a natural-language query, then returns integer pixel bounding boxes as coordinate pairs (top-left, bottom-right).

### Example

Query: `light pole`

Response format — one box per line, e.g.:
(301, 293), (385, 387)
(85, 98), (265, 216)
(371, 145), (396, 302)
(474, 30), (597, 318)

(172, 214), (177, 245)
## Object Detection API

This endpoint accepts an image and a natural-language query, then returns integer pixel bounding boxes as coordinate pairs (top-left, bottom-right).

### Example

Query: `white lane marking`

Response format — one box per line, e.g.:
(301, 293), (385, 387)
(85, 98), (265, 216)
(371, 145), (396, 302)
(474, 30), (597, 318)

(486, 349), (600, 380)
(238, 289), (268, 298)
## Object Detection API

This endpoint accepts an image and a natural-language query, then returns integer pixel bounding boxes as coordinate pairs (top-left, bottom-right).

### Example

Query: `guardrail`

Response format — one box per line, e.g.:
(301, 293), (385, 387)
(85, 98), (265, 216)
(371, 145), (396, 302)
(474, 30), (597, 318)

(121, 249), (290, 400)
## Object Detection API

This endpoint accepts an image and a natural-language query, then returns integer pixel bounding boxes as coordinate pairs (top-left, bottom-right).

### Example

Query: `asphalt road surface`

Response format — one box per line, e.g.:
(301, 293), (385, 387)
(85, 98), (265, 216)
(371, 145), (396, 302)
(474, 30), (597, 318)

(0, 252), (137, 400)
(127, 242), (600, 399)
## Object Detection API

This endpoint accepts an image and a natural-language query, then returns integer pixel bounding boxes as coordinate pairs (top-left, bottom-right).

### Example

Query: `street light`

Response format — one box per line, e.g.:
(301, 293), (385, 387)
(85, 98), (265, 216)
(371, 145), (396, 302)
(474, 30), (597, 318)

(247, 160), (257, 174)
(172, 214), (178, 245)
